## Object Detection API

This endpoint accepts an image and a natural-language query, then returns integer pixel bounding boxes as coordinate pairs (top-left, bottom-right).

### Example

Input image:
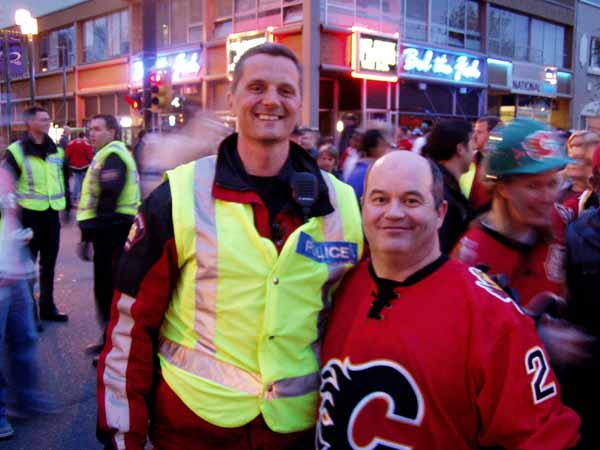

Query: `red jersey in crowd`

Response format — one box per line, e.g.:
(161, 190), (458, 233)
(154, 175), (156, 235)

(66, 137), (94, 170)
(452, 222), (566, 308)
(319, 257), (580, 450)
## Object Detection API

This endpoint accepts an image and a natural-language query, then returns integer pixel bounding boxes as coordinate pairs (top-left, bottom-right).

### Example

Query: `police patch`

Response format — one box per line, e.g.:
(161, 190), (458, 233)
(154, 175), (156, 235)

(296, 232), (358, 265)
(125, 213), (146, 251)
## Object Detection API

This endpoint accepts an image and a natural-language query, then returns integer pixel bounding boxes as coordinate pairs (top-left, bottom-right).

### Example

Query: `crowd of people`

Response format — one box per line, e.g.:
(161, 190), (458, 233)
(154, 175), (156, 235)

(0, 41), (599, 449)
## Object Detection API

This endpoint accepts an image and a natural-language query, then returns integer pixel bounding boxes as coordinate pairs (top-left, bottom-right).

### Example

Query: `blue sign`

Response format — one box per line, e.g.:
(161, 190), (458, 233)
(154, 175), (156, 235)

(296, 232), (358, 265)
(401, 45), (483, 84)
(0, 37), (25, 78)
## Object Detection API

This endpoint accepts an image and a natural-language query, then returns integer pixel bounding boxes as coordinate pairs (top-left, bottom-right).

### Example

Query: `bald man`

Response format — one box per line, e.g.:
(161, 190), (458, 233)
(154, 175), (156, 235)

(317, 151), (580, 450)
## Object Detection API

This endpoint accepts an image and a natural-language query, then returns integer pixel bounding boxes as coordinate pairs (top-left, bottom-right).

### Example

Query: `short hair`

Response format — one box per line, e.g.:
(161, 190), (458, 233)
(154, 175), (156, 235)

(78, 131), (85, 138)
(92, 114), (121, 141)
(23, 106), (49, 123)
(476, 116), (501, 132)
(427, 158), (445, 208)
(361, 129), (386, 157)
(567, 130), (599, 149)
(230, 42), (302, 94)
(319, 144), (339, 161)
(421, 119), (473, 162)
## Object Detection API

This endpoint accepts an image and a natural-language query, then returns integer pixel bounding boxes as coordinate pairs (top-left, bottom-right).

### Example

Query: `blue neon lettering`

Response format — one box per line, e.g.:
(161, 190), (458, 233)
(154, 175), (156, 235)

(402, 47), (481, 82)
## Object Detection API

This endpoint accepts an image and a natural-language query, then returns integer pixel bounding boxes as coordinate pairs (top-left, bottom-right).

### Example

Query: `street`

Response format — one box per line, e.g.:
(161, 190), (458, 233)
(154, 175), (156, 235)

(4, 220), (103, 450)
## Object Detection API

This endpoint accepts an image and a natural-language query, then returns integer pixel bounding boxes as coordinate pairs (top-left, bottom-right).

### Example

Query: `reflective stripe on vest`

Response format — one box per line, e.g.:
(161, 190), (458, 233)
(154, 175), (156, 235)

(460, 161), (477, 198)
(160, 337), (319, 399)
(160, 155), (363, 432)
(7, 143), (66, 210)
(76, 141), (140, 221)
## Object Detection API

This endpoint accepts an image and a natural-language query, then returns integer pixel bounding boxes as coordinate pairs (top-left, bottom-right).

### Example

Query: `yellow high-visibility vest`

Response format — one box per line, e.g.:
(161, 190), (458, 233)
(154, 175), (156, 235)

(77, 141), (141, 221)
(160, 155), (363, 432)
(6, 141), (66, 211)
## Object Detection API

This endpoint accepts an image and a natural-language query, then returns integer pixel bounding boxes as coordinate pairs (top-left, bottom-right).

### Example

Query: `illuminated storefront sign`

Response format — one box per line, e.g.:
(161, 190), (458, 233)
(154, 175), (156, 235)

(131, 49), (204, 85)
(400, 45), (484, 84)
(351, 28), (399, 82)
(227, 30), (272, 76)
(512, 62), (558, 97)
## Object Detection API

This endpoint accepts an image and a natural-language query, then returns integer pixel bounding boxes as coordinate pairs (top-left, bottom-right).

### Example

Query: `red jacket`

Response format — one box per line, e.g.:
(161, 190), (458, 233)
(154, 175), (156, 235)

(66, 138), (94, 169)
(319, 257), (580, 450)
(97, 135), (338, 449)
(452, 222), (566, 308)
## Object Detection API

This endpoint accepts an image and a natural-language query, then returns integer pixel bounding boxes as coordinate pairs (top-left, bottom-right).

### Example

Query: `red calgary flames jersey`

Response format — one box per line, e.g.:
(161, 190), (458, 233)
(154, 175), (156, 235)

(452, 224), (566, 308)
(319, 257), (579, 450)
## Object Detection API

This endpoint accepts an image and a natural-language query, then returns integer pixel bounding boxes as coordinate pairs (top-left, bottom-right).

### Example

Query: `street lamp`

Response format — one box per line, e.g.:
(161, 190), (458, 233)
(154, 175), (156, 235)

(15, 9), (38, 105)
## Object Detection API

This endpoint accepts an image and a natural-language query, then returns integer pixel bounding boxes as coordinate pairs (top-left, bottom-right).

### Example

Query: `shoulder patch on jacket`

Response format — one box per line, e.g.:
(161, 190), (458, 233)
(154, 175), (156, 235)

(125, 213), (146, 251)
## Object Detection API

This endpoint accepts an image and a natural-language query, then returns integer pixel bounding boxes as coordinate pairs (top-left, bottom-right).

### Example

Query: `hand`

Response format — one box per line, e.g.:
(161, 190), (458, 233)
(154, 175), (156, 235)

(524, 291), (568, 319)
(537, 315), (595, 366)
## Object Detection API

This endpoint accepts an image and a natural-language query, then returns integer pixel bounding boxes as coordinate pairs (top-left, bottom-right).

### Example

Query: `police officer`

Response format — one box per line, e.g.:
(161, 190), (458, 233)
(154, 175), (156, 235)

(97, 43), (363, 450)
(2, 107), (69, 322)
(77, 114), (140, 359)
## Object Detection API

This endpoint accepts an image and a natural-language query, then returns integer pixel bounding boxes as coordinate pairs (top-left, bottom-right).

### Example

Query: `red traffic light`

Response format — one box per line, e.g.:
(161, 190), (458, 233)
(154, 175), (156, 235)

(125, 93), (143, 111)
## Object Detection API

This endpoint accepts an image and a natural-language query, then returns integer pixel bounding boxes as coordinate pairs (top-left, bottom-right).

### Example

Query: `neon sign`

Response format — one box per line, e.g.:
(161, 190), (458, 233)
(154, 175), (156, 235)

(227, 31), (271, 75)
(401, 46), (483, 83)
(131, 50), (203, 85)
(351, 29), (399, 82)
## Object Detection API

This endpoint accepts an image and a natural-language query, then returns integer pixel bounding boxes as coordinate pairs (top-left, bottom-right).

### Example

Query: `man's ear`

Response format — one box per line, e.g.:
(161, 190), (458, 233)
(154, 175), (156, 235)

(436, 200), (448, 230)
(227, 90), (233, 111)
(590, 170), (600, 192)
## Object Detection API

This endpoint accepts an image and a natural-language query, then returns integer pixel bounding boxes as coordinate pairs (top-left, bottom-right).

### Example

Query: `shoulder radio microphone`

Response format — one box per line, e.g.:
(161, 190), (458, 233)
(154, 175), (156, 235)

(291, 172), (318, 222)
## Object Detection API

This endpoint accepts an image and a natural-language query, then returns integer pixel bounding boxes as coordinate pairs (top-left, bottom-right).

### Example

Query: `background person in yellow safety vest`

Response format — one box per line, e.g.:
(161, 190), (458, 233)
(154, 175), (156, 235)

(97, 43), (363, 450)
(76, 114), (141, 365)
(1, 106), (70, 325)
(459, 116), (502, 213)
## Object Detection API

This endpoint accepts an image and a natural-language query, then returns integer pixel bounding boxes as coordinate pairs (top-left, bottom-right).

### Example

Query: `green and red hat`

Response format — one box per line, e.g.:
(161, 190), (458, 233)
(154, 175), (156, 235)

(486, 118), (573, 179)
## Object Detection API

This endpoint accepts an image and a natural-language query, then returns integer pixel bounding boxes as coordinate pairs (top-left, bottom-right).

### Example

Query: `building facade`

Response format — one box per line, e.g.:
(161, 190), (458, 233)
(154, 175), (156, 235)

(0, 0), (578, 143)
(572, 0), (600, 131)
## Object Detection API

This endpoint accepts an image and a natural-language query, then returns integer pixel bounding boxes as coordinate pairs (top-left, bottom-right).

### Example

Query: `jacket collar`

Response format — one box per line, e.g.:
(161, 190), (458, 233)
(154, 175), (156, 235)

(20, 133), (57, 158)
(435, 160), (463, 196)
(213, 133), (334, 217)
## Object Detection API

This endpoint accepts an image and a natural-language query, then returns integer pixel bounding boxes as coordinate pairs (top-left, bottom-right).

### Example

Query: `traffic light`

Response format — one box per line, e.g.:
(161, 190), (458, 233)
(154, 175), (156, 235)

(125, 92), (143, 112)
(150, 69), (172, 113)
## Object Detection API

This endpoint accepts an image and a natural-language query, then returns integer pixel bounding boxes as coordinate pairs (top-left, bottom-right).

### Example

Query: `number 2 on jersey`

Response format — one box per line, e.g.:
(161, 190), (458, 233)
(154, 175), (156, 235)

(525, 346), (557, 404)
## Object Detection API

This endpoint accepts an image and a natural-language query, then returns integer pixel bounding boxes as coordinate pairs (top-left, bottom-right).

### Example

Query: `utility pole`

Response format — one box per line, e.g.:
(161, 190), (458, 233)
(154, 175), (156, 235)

(142, 0), (157, 132)
(27, 34), (35, 105)
(302, 0), (320, 128)
(62, 46), (67, 125)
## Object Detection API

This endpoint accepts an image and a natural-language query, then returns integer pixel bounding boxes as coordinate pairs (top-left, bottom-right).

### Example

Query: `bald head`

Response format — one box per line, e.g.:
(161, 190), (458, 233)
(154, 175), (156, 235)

(362, 151), (447, 277)
(365, 151), (444, 208)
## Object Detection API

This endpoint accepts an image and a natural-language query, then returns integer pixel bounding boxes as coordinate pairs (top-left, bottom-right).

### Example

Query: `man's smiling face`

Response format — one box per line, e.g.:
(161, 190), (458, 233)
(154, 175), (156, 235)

(229, 53), (301, 146)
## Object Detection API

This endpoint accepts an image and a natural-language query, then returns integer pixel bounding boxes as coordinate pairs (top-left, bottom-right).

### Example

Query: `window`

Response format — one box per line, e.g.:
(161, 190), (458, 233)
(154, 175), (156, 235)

(322, 0), (401, 32)
(591, 37), (600, 69)
(531, 19), (565, 67)
(83, 10), (130, 63)
(40, 26), (75, 71)
(430, 0), (481, 50)
(489, 6), (567, 68)
(404, 0), (427, 41)
(157, 0), (204, 49)
(489, 8), (528, 61)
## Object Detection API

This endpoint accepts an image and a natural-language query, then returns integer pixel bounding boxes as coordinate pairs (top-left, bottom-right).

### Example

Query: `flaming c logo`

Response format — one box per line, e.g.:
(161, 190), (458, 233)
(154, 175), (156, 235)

(318, 358), (424, 450)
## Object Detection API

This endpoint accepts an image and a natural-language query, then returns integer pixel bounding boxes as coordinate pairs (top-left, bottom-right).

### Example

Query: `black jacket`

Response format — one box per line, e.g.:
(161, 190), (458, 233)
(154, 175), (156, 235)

(566, 208), (600, 336)
(436, 161), (474, 254)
